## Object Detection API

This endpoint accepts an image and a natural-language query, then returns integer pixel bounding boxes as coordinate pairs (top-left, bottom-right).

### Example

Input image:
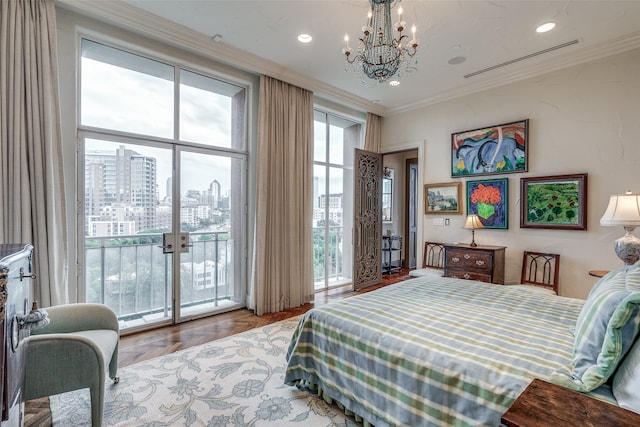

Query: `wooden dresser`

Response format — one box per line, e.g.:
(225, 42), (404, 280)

(0, 244), (34, 427)
(443, 243), (505, 284)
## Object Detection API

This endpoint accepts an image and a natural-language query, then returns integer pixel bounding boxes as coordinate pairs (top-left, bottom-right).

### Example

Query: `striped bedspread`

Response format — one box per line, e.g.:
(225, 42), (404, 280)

(284, 276), (587, 426)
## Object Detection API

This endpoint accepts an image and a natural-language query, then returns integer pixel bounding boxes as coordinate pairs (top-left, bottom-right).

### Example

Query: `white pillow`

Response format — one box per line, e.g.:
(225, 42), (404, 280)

(612, 336), (640, 414)
(409, 268), (443, 278)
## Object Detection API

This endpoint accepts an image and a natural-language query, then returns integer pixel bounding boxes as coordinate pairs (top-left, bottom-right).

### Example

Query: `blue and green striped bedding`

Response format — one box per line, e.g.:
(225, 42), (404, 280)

(284, 276), (597, 426)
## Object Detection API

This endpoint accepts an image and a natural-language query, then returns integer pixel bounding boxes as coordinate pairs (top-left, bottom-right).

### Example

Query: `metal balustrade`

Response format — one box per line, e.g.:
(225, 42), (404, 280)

(85, 231), (234, 326)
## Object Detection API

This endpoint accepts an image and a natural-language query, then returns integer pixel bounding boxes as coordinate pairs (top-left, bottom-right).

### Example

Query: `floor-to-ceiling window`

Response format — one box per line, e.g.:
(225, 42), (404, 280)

(313, 110), (362, 290)
(79, 38), (248, 331)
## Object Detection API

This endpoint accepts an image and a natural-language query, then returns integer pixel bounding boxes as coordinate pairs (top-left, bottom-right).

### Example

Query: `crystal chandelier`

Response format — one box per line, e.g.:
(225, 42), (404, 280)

(343, 0), (419, 84)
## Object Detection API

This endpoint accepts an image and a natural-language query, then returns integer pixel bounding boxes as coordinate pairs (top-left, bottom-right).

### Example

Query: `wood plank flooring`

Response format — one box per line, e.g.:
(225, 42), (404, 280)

(24, 269), (411, 426)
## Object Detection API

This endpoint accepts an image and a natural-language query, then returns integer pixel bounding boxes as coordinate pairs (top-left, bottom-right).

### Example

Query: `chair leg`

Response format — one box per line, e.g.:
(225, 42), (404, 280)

(90, 385), (104, 427)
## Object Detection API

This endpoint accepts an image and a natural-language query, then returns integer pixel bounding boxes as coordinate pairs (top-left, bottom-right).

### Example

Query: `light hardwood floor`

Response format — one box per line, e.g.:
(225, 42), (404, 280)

(24, 269), (411, 425)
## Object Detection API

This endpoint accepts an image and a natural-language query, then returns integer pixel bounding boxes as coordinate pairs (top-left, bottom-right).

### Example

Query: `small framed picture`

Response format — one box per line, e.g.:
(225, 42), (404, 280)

(424, 182), (462, 214)
(520, 173), (588, 230)
(451, 119), (528, 177)
(467, 178), (509, 229)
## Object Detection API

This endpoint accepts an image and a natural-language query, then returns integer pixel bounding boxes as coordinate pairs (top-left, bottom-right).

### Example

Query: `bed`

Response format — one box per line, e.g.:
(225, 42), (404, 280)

(284, 273), (640, 426)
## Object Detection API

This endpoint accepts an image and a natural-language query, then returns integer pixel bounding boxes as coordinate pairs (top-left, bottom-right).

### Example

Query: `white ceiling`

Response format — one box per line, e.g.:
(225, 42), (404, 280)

(59, 0), (640, 116)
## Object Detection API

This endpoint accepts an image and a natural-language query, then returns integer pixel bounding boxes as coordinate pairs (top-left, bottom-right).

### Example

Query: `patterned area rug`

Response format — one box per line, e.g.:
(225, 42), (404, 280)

(50, 317), (357, 426)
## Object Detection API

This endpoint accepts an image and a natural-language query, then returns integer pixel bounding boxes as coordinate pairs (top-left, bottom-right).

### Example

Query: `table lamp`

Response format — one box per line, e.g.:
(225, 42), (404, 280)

(600, 191), (640, 265)
(463, 214), (484, 247)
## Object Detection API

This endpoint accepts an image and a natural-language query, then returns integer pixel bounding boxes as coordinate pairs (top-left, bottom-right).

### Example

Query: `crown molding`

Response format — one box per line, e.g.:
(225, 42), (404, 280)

(57, 0), (388, 116)
(58, 0), (640, 118)
(387, 31), (640, 115)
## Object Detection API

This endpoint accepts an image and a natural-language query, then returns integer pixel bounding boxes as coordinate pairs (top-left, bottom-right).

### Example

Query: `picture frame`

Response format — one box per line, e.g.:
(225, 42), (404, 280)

(451, 119), (528, 177)
(467, 178), (509, 229)
(424, 182), (462, 214)
(520, 173), (588, 230)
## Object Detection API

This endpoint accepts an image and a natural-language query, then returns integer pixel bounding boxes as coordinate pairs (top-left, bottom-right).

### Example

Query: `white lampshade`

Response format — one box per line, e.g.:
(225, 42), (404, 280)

(463, 214), (484, 230)
(600, 192), (640, 265)
(600, 192), (640, 226)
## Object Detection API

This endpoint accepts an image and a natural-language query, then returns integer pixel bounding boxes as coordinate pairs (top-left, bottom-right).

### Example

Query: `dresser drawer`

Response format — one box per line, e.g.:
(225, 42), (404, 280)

(446, 269), (493, 283)
(446, 248), (493, 273)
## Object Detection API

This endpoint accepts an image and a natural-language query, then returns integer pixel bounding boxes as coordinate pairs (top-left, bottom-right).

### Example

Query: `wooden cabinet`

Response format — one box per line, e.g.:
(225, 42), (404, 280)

(443, 244), (505, 284)
(502, 378), (640, 426)
(0, 244), (34, 427)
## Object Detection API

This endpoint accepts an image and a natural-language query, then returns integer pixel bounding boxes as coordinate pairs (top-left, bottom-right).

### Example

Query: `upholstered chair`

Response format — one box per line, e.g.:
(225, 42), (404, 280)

(24, 303), (120, 427)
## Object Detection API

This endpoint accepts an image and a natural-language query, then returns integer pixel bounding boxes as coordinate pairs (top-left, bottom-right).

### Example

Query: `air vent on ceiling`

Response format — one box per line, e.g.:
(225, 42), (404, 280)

(464, 39), (579, 78)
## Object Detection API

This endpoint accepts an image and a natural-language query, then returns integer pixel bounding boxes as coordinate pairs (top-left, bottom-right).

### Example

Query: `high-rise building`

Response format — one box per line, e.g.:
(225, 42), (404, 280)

(85, 145), (157, 235)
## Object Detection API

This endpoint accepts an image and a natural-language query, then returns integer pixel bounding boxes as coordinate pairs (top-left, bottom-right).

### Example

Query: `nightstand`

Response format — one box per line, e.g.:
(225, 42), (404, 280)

(501, 378), (640, 427)
(443, 243), (505, 284)
(588, 270), (609, 278)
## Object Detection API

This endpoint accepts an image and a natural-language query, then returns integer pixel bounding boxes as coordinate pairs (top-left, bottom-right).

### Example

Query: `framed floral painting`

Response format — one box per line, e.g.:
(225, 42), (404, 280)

(466, 178), (509, 229)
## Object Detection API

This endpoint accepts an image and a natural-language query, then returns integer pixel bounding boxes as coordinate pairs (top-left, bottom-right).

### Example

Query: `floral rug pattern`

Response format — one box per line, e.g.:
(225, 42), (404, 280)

(50, 317), (357, 426)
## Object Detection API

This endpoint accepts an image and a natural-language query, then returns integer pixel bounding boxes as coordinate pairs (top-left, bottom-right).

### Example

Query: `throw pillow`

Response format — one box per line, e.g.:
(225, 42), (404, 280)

(550, 262), (640, 392)
(612, 336), (640, 413)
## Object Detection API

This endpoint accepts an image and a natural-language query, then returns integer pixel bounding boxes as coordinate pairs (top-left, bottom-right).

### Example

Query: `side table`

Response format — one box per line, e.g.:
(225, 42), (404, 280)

(501, 378), (640, 427)
(588, 270), (609, 278)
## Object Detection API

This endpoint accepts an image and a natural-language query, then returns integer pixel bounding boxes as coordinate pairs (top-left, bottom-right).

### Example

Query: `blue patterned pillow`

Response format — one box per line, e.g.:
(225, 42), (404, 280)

(550, 263), (640, 392)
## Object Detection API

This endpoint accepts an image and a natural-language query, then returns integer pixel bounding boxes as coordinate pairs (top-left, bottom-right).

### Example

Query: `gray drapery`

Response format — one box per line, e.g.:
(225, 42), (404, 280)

(250, 75), (314, 315)
(0, 0), (68, 306)
(364, 112), (382, 153)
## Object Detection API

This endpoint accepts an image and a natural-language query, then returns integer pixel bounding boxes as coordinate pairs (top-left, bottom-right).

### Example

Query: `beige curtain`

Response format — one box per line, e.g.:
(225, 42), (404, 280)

(251, 75), (314, 315)
(0, 0), (68, 306)
(364, 112), (382, 153)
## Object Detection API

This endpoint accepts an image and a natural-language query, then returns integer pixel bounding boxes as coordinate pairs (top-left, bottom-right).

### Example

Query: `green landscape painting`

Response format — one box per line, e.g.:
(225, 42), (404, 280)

(526, 181), (579, 225)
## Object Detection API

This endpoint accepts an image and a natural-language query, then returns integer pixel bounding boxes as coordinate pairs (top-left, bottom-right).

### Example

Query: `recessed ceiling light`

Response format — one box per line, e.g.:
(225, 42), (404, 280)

(389, 80), (400, 86)
(536, 22), (556, 33)
(298, 34), (312, 43)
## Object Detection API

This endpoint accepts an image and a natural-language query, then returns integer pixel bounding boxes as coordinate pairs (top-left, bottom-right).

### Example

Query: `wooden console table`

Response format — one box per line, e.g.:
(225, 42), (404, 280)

(502, 378), (640, 427)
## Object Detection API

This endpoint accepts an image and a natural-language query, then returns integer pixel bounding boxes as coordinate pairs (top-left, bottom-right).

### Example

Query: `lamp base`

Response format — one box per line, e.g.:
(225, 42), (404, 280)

(469, 230), (478, 247)
(614, 230), (640, 265)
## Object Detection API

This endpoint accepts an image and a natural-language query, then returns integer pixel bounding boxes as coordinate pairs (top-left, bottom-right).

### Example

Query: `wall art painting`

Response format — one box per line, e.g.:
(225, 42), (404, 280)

(520, 173), (588, 230)
(466, 178), (508, 229)
(424, 182), (462, 214)
(452, 119), (528, 177)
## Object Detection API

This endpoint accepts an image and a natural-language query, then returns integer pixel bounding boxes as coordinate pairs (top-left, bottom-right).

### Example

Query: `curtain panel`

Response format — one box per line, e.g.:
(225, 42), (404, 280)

(251, 76), (314, 315)
(0, 0), (68, 306)
(364, 112), (382, 153)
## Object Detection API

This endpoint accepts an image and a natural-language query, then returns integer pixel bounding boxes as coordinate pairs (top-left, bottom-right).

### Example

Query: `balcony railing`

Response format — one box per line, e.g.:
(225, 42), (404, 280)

(85, 231), (234, 328)
(313, 226), (350, 289)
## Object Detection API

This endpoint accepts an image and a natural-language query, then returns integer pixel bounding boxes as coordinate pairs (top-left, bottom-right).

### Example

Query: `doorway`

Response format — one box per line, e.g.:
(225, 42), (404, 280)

(381, 149), (419, 271)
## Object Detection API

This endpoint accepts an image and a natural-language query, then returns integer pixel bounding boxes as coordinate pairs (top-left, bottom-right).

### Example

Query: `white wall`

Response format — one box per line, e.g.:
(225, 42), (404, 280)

(382, 48), (640, 299)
